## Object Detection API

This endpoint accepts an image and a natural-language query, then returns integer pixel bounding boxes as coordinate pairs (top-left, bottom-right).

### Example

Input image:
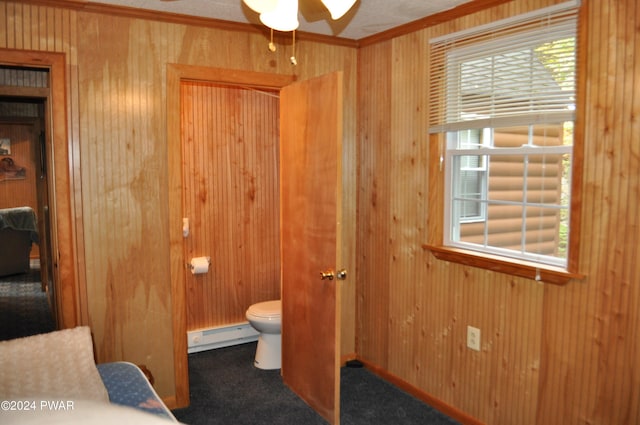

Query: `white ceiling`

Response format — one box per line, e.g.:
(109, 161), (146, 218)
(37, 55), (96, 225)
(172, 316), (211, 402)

(90, 0), (474, 40)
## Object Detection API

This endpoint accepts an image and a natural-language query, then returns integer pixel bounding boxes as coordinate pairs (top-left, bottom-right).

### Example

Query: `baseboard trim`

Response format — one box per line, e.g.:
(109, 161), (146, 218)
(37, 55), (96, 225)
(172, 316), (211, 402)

(187, 322), (258, 354)
(357, 357), (485, 425)
(162, 395), (178, 410)
(340, 352), (357, 366)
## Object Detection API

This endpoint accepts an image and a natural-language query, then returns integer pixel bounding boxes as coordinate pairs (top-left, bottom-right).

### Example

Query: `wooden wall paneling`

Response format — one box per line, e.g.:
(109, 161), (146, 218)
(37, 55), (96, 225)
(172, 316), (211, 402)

(499, 276), (544, 423)
(331, 43), (359, 362)
(356, 40), (393, 367)
(180, 81), (281, 331)
(625, 2), (640, 421)
(358, 2), (638, 424)
(576, 11), (606, 417)
(64, 6), (86, 325)
(78, 14), (176, 397)
(421, 260), (454, 400)
(422, 128), (453, 401)
(594, 2), (637, 423)
(539, 1), (640, 423)
(335, 42), (358, 362)
(386, 31), (429, 382)
(356, 0), (640, 424)
(577, 0), (636, 422)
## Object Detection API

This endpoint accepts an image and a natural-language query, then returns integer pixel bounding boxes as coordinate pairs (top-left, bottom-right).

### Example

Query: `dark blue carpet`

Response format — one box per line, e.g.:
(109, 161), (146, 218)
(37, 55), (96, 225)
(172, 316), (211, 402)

(173, 342), (460, 425)
(0, 268), (55, 341)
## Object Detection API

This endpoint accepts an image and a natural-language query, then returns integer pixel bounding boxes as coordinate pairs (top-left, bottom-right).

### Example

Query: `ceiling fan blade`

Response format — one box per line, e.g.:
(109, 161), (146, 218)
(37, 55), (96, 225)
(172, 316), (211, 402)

(298, 0), (330, 21)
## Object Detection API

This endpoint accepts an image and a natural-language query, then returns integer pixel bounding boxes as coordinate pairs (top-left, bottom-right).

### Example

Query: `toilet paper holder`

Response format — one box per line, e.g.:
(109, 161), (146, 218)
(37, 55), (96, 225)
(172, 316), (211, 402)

(186, 256), (211, 270)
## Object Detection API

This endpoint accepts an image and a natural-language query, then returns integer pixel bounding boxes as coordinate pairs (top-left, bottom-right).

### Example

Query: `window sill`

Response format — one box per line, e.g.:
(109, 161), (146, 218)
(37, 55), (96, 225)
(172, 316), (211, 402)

(422, 245), (585, 285)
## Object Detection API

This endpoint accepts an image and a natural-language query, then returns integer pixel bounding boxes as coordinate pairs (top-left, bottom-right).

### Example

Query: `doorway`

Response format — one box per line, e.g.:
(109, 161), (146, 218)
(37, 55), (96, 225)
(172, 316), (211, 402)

(180, 81), (281, 333)
(168, 66), (348, 424)
(0, 49), (80, 332)
(0, 85), (56, 337)
(167, 64), (294, 407)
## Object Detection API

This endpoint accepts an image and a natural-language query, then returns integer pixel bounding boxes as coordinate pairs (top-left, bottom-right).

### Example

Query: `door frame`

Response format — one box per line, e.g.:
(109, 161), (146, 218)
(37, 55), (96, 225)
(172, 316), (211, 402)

(0, 49), (80, 329)
(166, 64), (294, 407)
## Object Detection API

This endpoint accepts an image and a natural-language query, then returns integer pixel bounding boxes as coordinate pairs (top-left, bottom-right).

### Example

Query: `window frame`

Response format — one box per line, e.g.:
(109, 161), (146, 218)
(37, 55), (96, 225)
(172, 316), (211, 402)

(423, 2), (585, 285)
(448, 128), (490, 225)
(445, 127), (573, 269)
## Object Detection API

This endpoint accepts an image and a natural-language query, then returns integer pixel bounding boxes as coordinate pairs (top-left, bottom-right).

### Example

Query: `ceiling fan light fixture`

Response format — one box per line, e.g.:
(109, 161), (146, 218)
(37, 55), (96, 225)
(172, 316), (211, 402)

(320, 0), (357, 20)
(243, 0), (278, 14)
(260, 0), (299, 32)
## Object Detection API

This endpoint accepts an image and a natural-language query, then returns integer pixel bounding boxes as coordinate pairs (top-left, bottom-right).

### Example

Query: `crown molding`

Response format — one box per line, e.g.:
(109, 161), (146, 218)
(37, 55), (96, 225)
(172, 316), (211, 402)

(359, 0), (513, 46)
(14, 0), (359, 48)
(13, 0), (517, 49)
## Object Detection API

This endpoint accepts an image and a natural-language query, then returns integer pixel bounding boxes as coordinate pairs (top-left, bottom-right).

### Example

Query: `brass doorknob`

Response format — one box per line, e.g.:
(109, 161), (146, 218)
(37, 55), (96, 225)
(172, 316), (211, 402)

(336, 269), (347, 280)
(320, 270), (334, 280)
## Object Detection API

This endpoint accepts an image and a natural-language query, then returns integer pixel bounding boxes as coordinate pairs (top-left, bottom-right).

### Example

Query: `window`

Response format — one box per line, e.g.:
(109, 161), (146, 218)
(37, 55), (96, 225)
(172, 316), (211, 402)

(452, 128), (489, 223)
(428, 1), (582, 282)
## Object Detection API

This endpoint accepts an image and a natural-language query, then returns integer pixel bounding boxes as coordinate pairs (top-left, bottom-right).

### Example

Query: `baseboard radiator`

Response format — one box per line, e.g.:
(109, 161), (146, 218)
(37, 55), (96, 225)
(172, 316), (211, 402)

(187, 322), (259, 354)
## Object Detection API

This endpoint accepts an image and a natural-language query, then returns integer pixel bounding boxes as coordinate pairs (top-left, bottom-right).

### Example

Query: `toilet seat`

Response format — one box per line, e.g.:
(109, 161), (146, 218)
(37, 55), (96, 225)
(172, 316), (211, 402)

(247, 300), (281, 319)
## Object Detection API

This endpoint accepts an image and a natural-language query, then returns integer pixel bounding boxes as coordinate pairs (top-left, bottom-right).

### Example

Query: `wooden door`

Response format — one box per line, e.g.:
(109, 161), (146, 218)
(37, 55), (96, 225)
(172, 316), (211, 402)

(36, 127), (53, 299)
(280, 71), (343, 425)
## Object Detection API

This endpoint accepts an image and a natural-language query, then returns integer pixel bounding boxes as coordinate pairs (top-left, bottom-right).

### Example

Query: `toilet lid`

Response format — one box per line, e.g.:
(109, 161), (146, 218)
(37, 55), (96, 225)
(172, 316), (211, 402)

(249, 300), (282, 317)
(248, 300), (281, 318)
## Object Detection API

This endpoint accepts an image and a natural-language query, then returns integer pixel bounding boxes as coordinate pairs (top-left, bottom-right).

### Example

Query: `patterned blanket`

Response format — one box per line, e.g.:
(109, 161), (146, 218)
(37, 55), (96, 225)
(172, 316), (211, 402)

(97, 362), (176, 421)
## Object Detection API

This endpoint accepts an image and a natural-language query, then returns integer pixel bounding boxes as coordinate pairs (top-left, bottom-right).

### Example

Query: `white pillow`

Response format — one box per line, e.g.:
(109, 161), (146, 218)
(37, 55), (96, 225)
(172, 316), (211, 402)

(0, 327), (109, 402)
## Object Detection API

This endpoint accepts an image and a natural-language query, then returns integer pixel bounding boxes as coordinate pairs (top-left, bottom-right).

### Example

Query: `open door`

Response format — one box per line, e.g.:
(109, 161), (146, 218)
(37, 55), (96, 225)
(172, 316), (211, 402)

(280, 71), (343, 425)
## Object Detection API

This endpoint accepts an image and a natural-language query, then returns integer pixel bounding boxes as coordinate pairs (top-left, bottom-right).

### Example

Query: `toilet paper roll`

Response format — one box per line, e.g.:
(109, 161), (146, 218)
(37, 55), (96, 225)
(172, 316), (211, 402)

(190, 256), (210, 275)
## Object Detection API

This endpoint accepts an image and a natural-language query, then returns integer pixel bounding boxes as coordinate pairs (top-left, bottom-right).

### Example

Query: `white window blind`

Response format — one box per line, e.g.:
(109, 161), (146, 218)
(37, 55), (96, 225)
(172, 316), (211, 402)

(429, 1), (579, 134)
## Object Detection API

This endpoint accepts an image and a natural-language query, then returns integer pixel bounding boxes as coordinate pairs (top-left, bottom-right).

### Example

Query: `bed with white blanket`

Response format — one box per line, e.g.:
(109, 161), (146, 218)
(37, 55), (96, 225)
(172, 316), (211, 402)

(0, 327), (179, 424)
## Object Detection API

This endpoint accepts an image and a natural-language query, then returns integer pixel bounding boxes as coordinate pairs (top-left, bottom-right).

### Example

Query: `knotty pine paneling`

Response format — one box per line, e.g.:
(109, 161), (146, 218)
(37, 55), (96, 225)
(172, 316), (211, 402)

(357, 0), (640, 424)
(1, 0), (357, 403)
(386, 30), (429, 378)
(357, 39), (393, 368)
(181, 81), (280, 330)
(536, 0), (640, 423)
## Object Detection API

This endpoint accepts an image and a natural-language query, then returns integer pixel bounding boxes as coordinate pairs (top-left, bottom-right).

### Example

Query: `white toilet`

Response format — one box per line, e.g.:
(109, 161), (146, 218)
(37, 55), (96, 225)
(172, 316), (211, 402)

(245, 300), (282, 370)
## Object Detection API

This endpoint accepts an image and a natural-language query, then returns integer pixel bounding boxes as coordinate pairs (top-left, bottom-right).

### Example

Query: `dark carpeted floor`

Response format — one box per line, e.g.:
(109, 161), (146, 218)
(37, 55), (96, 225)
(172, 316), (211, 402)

(173, 342), (460, 425)
(0, 270), (459, 424)
(0, 268), (55, 341)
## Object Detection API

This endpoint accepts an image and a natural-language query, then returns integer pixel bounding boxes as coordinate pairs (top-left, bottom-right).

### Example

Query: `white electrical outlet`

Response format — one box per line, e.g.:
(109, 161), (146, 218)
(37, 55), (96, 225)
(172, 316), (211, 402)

(467, 326), (481, 351)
